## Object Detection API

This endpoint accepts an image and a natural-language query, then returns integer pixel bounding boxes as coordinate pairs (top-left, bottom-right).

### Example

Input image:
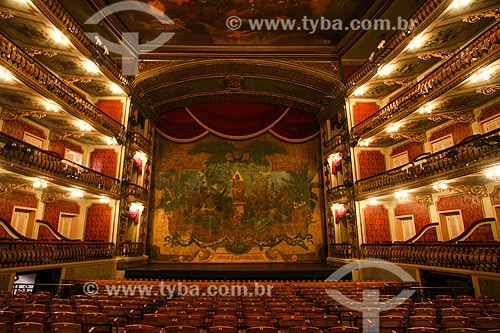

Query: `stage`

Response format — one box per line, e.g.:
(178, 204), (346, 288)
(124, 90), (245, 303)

(125, 263), (337, 281)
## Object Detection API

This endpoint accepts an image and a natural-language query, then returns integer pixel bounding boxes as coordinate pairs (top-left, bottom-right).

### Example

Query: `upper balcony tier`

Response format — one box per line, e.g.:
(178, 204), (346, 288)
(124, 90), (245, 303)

(355, 128), (500, 199)
(0, 132), (121, 198)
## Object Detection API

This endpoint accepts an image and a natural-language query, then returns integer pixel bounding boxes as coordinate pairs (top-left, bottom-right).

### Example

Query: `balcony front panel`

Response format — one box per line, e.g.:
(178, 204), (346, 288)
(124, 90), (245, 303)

(326, 185), (352, 203)
(130, 133), (153, 156)
(0, 133), (121, 197)
(123, 183), (149, 204)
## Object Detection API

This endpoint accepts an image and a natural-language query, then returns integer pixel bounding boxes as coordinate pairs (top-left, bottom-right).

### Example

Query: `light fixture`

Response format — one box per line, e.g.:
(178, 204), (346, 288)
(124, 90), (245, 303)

(0, 67), (14, 82)
(331, 203), (347, 218)
(486, 166), (500, 181)
(50, 28), (70, 46)
(432, 182), (449, 191)
(69, 190), (84, 198)
(33, 180), (47, 189)
(79, 121), (93, 132)
(471, 69), (492, 83)
(45, 102), (59, 112)
(451, 0), (471, 9)
(359, 139), (372, 147)
(395, 190), (410, 201)
(418, 104), (433, 114)
(367, 198), (379, 206)
(352, 86), (367, 96)
(105, 137), (118, 145)
(386, 123), (402, 133)
(109, 83), (125, 95)
(83, 59), (100, 74)
(377, 64), (393, 77)
(407, 34), (425, 51)
(99, 197), (111, 204)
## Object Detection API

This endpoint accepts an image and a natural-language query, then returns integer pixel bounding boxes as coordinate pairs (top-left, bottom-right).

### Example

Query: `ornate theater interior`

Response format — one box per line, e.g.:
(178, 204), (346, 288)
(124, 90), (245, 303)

(0, 0), (499, 316)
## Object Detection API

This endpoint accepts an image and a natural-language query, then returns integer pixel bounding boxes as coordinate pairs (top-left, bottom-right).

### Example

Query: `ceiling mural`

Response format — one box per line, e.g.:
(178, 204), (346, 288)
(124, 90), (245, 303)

(98, 0), (376, 46)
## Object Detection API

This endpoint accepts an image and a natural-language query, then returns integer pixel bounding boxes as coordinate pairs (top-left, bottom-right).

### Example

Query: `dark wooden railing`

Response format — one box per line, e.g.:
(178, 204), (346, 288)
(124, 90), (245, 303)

(0, 240), (114, 268)
(130, 132), (152, 155)
(123, 183), (149, 203)
(361, 243), (500, 272)
(329, 243), (353, 259)
(356, 127), (500, 198)
(118, 242), (145, 257)
(0, 132), (121, 197)
(326, 185), (352, 203)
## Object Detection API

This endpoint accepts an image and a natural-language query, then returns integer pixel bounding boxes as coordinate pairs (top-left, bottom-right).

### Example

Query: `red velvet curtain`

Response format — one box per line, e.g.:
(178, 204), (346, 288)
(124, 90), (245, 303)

(156, 103), (319, 142)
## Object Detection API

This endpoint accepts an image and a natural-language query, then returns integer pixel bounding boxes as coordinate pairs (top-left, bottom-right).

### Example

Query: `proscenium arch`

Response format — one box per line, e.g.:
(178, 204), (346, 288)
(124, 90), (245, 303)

(131, 59), (346, 122)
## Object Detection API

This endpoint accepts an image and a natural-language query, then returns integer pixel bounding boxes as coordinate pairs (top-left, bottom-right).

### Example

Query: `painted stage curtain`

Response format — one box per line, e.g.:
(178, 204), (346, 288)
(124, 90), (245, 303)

(156, 102), (319, 142)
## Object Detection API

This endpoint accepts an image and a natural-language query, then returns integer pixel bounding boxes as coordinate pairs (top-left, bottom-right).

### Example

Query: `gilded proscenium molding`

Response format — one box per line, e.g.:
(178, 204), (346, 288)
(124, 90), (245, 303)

(463, 8), (500, 23)
(41, 191), (66, 203)
(0, 34), (125, 139)
(418, 50), (456, 60)
(476, 83), (500, 95)
(29, 0), (129, 88)
(346, 0), (454, 93)
(352, 23), (500, 139)
(384, 79), (417, 87)
(132, 59), (346, 120)
(0, 107), (47, 121)
(0, 181), (33, 194)
(390, 132), (427, 143)
(25, 47), (58, 58)
(0, 11), (13, 19)
(355, 128), (500, 199)
(326, 185), (352, 204)
(428, 111), (476, 123)
(49, 131), (84, 141)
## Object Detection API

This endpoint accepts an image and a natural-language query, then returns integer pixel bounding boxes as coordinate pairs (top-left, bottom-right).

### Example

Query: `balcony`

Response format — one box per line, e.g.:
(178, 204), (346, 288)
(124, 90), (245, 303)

(326, 185), (352, 203)
(123, 183), (149, 204)
(329, 243), (353, 259)
(117, 242), (145, 257)
(0, 133), (121, 197)
(361, 242), (500, 273)
(355, 128), (500, 199)
(0, 240), (114, 268)
(129, 132), (153, 156)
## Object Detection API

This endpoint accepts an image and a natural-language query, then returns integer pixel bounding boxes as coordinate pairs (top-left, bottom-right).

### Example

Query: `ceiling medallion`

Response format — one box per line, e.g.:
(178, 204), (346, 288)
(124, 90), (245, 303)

(49, 131), (85, 141)
(0, 11), (13, 20)
(428, 111), (475, 123)
(41, 191), (66, 203)
(417, 50), (455, 60)
(25, 47), (58, 58)
(384, 79), (417, 87)
(463, 8), (500, 23)
(0, 107), (47, 121)
(390, 132), (427, 143)
(223, 76), (246, 91)
(0, 181), (32, 195)
(476, 84), (500, 95)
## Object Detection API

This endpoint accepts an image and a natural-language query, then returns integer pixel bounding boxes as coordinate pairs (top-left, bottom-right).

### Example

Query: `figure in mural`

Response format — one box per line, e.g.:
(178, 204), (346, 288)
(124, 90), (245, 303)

(231, 171), (247, 203)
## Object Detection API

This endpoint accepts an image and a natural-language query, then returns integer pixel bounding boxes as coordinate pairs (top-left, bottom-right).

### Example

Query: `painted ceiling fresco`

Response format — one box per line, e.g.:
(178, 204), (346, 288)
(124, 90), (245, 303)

(99, 0), (375, 46)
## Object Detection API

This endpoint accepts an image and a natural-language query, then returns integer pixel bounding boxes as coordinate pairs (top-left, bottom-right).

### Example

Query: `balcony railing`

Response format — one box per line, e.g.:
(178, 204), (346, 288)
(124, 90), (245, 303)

(130, 132), (152, 156)
(0, 240), (114, 268)
(118, 242), (145, 257)
(361, 243), (500, 273)
(123, 183), (149, 203)
(0, 133), (121, 197)
(329, 243), (353, 259)
(356, 128), (500, 198)
(326, 185), (352, 203)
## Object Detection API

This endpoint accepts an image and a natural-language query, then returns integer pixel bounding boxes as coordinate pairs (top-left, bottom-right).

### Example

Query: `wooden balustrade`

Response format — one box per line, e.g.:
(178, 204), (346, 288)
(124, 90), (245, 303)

(118, 242), (145, 257)
(130, 132), (153, 155)
(352, 23), (500, 139)
(323, 134), (346, 156)
(123, 183), (149, 203)
(361, 243), (500, 272)
(326, 185), (352, 203)
(356, 128), (500, 198)
(0, 34), (125, 138)
(0, 132), (121, 196)
(0, 240), (114, 268)
(329, 243), (353, 259)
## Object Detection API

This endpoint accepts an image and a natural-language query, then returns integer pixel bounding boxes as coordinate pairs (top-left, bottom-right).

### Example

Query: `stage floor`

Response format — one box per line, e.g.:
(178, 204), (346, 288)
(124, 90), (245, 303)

(125, 263), (336, 281)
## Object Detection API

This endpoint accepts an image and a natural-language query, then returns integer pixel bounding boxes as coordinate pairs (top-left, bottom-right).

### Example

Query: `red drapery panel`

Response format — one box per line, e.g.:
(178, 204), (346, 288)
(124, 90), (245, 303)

(156, 103), (319, 142)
